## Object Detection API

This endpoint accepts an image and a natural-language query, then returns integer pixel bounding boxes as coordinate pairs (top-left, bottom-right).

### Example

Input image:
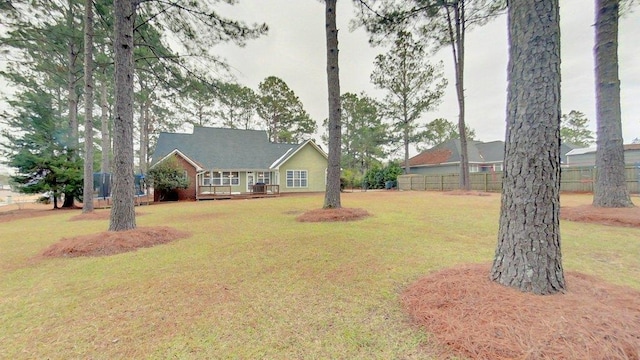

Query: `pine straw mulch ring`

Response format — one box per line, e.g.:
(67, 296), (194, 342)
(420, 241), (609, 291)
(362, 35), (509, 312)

(296, 207), (371, 222)
(560, 204), (640, 227)
(402, 264), (640, 360)
(40, 226), (190, 258)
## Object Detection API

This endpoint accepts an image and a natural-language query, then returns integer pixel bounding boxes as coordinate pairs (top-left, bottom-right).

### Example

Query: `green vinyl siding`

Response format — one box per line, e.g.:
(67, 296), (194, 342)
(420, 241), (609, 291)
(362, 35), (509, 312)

(278, 144), (327, 193)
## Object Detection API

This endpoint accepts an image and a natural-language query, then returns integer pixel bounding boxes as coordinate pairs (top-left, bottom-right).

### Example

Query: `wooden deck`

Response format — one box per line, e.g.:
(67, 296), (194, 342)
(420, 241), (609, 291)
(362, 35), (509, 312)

(197, 185), (280, 201)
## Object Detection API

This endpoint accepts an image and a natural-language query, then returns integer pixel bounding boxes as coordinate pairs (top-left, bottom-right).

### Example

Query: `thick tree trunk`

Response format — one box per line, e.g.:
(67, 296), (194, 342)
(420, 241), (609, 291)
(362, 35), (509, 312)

(110, 0), (137, 231)
(593, 0), (633, 208)
(323, 0), (341, 209)
(100, 81), (111, 173)
(82, 0), (94, 213)
(490, 0), (565, 295)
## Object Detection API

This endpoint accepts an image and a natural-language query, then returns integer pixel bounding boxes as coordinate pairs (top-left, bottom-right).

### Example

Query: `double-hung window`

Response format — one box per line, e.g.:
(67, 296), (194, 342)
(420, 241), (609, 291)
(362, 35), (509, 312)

(286, 170), (307, 188)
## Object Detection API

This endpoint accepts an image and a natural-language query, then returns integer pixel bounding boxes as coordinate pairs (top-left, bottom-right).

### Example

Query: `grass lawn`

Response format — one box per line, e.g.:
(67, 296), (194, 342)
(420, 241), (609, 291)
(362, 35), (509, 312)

(1, 191), (638, 359)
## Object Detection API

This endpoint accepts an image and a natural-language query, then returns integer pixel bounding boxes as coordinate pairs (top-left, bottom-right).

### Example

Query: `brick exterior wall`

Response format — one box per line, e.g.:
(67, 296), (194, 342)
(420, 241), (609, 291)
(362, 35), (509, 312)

(153, 153), (198, 202)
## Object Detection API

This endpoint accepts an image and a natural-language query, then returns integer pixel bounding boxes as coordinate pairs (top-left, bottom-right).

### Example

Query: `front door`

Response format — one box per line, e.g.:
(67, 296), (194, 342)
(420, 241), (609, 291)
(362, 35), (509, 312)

(246, 172), (255, 192)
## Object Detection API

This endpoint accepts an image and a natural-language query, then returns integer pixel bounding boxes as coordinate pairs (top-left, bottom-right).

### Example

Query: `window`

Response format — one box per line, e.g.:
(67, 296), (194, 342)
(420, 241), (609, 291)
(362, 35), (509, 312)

(469, 165), (480, 173)
(202, 172), (212, 186)
(203, 171), (239, 186)
(256, 171), (271, 184)
(286, 170), (307, 188)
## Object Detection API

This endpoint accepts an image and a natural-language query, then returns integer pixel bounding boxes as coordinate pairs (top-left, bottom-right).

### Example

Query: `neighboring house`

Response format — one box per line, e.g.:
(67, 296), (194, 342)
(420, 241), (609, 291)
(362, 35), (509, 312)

(405, 140), (504, 175)
(565, 144), (640, 167)
(406, 139), (576, 175)
(150, 127), (328, 201)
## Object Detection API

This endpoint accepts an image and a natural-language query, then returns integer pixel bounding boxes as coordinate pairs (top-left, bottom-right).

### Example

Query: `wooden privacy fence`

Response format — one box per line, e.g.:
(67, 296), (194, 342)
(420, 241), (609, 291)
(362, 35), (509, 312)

(398, 166), (640, 194)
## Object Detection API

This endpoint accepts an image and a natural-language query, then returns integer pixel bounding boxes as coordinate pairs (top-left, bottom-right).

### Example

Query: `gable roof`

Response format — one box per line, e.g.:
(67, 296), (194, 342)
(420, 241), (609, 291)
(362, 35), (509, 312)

(151, 127), (320, 171)
(408, 139), (505, 167)
(270, 139), (328, 169)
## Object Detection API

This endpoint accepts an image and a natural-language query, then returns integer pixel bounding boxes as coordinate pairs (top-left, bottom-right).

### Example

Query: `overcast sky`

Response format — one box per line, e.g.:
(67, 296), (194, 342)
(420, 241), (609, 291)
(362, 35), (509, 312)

(214, 0), (640, 150)
(1, 1), (639, 174)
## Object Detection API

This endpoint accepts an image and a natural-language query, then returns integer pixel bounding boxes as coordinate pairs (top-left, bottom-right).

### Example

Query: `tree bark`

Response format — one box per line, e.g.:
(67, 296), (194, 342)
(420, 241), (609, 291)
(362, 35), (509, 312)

(110, 0), (137, 231)
(403, 126), (410, 174)
(454, 2), (470, 191)
(490, 0), (565, 295)
(82, 0), (94, 213)
(445, 2), (470, 191)
(323, 0), (342, 209)
(63, 0), (79, 209)
(67, 0), (79, 154)
(138, 97), (149, 174)
(100, 80), (111, 173)
(592, 0), (633, 208)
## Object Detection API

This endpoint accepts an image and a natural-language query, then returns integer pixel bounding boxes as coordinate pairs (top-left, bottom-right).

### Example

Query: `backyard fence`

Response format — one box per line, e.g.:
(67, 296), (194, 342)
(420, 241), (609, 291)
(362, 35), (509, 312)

(398, 166), (640, 194)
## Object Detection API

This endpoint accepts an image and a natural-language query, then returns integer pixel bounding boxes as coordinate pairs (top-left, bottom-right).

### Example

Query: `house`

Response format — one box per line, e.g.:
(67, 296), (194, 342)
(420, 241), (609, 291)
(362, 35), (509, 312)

(405, 140), (504, 175)
(150, 127), (328, 201)
(405, 139), (577, 175)
(565, 144), (640, 167)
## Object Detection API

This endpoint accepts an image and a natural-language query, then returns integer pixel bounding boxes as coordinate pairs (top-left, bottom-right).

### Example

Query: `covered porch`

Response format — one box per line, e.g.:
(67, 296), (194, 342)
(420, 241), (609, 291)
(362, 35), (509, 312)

(196, 170), (280, 200)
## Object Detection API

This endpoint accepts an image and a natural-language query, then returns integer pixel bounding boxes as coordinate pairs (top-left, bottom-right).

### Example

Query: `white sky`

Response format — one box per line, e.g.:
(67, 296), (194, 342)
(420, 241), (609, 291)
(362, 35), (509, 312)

(1, 0), (639, 174)
(214, 0), (640, 149)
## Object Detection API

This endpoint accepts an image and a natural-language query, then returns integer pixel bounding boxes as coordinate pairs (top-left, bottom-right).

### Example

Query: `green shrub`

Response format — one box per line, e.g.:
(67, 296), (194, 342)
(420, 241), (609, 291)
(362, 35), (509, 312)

(364, 161), (403, 189)
(148, 157), (189, 201)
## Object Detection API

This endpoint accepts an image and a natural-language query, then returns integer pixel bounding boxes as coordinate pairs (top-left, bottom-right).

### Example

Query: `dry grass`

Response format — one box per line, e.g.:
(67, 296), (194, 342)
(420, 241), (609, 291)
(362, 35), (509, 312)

(0, 192), (638, 359)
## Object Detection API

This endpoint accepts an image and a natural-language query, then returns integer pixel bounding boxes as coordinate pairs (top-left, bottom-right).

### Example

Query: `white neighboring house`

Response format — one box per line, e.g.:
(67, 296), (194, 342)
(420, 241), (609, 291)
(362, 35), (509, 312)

(565, 144), (640, 167)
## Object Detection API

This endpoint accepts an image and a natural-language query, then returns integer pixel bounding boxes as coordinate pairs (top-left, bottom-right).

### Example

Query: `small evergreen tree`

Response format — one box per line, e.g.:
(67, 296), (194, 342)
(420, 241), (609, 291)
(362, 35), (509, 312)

(560, 110), (594, 147)
(1, 89), (83, 209)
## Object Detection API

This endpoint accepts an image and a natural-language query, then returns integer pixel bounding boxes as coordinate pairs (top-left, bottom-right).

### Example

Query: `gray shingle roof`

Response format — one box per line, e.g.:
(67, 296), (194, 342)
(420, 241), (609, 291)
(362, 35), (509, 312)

(475, 141), (505, 162)
(151, 127), (301, 171)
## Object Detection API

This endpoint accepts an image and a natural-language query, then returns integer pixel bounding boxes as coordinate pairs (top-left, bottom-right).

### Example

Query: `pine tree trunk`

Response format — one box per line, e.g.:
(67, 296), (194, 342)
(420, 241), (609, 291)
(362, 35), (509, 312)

(454, 3), (470, 191)
(404, 126), (410, 174)
(593, 0), (633, 208)
(100, 80), (111, 173)
(67, 0), (79, 153)
(323, 0), (341, 209)
(82, 0), (94, 213)
(490, 0), (565, 295)
(110, 0), (137, 231)
(63, 0), (79, 209)
(138, 99), (148, 174)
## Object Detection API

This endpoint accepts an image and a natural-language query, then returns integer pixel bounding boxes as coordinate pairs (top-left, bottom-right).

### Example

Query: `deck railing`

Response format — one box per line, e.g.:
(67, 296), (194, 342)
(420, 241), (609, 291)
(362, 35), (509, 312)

(198, 185), (232, 196)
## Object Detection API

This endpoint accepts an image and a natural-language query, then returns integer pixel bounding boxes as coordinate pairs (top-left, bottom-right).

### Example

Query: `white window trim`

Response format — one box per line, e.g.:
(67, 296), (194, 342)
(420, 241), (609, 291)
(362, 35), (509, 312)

(203, 171), (240, 186)
(286, 170), (308, 188)
(247, 171), (272, 191)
